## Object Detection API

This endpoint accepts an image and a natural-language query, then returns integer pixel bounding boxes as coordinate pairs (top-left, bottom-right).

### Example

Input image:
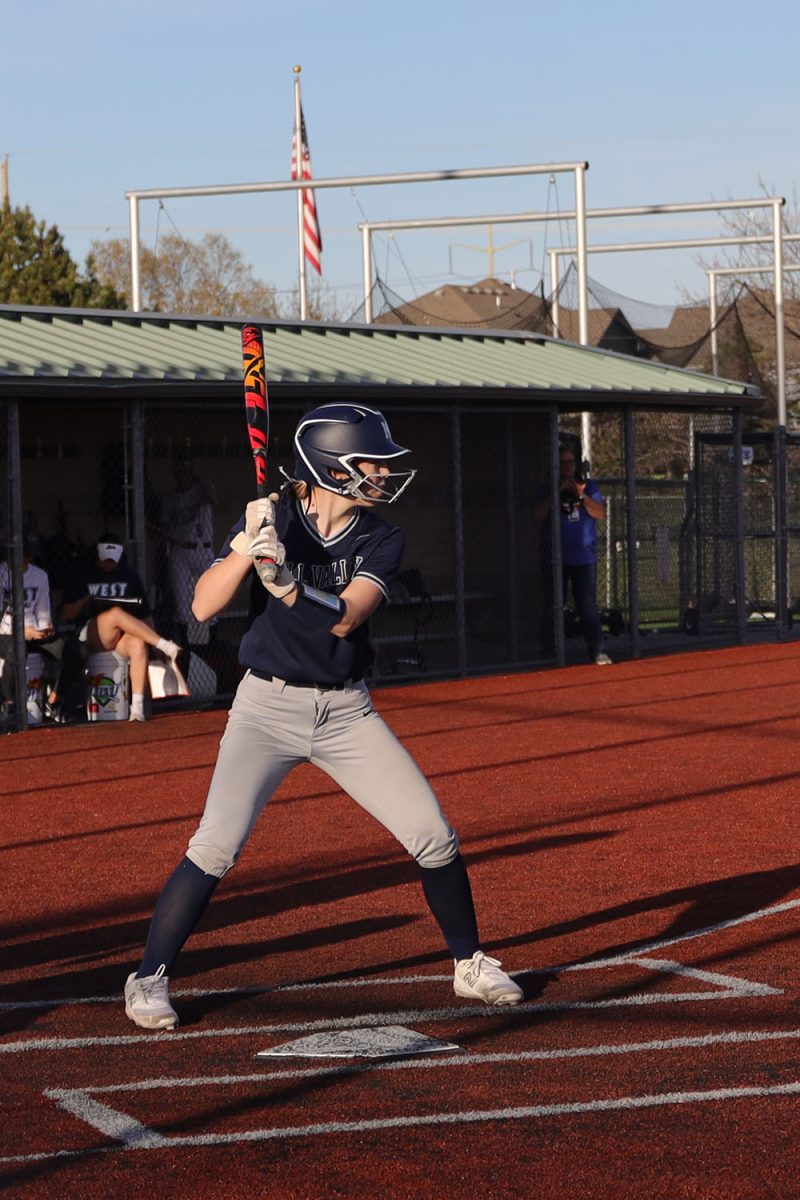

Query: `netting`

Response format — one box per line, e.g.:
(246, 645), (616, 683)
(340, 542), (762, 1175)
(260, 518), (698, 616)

(347, 275), (554, 332)
(347, 266), (775, 420)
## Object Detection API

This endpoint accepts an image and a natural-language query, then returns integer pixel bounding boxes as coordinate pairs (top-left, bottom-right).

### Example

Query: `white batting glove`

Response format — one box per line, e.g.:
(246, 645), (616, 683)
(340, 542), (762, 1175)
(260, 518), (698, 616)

(231, 494), (278, 557)
(246, 495), (277, 539)
(248, 528), (296, 597)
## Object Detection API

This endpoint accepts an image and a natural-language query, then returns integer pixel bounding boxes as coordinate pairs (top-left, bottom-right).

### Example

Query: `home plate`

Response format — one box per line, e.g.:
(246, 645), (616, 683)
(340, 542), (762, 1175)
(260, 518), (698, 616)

(256, 1025), (462, 1059)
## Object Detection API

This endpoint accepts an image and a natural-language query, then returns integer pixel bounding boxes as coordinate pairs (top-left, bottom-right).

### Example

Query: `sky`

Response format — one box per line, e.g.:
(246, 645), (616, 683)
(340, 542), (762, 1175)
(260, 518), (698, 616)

(3, 0), (800, 319)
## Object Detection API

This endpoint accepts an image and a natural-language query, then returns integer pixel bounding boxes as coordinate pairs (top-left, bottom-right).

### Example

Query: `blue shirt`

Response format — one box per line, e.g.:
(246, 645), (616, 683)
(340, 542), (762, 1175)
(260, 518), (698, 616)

(218, 493), (405, 682)
(560, 478), (604, 567)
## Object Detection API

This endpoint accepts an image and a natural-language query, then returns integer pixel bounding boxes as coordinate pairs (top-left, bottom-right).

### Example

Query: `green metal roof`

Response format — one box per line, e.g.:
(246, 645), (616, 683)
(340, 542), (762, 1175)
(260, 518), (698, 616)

(0, 305), (759, 407)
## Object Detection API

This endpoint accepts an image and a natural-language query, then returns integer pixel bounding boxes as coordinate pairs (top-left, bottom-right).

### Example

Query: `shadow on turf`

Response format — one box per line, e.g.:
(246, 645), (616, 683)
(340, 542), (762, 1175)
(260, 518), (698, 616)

(276, 861), (800, 990)
(0, 827), (604, 1031)
(0, 915), (415, 1037)
(539, 861), (800, 966)
(0, 829), (614, 991)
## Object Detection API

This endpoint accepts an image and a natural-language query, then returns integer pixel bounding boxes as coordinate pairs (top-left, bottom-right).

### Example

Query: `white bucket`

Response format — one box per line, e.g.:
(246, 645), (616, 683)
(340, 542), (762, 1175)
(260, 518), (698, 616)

(26, 652), (45, 726)
(86, 651), (129, 721)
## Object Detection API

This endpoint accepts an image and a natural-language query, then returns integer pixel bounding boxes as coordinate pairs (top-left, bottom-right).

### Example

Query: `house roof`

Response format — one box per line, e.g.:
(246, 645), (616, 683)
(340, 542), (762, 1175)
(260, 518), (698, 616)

(374, 276), (549, 329)
(0, 303), (759, 409)
(553, 305), (640, 349)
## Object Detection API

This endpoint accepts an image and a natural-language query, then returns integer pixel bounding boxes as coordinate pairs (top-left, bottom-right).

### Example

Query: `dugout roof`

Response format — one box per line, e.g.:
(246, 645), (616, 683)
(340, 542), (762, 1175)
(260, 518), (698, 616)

(0, 304), (760, 410)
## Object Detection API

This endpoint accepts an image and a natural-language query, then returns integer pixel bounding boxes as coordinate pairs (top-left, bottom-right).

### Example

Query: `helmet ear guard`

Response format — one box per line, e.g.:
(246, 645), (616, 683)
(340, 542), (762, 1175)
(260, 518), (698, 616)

(288, 403), (416, 503)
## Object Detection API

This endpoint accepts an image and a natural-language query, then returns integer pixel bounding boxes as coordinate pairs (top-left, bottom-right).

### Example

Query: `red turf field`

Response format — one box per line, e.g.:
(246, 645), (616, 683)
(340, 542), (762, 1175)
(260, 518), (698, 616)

(2, 643), (800, 1199)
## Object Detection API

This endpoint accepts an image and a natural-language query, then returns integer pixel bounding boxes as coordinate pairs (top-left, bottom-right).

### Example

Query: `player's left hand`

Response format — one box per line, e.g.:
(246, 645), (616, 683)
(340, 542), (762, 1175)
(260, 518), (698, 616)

(248, 529), (296, 598)
(244, 495), (276, 541)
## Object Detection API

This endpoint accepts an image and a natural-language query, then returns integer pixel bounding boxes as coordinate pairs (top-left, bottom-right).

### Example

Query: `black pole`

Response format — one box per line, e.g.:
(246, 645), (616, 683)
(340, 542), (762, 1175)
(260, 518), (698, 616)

(7, 399), (28, 730)
(774, 423), (790, 638)
(451, 408), (467, 677)
(624, 407), (640, 659)
(732, 411), (747, 643)
(552, 410), (565, 666)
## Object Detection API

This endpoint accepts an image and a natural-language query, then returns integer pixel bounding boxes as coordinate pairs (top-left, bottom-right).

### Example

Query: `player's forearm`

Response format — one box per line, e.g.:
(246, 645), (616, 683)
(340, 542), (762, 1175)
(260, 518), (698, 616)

(192, 554), (252, 621)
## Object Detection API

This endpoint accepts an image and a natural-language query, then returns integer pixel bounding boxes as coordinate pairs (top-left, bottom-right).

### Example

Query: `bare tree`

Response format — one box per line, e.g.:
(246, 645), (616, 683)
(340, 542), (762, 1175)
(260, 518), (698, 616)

(694, 181), (800, 300)
(89, 232), (280, 317)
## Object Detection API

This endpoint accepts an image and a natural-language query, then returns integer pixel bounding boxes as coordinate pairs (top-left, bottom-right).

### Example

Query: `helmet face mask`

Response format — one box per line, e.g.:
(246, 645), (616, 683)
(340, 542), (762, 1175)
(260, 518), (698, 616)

(286, 404), (416, 503)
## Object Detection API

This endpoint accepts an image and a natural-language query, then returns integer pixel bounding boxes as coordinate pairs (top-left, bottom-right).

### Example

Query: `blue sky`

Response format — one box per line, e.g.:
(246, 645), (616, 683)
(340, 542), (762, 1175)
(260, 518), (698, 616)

(3, 0), (799, 317)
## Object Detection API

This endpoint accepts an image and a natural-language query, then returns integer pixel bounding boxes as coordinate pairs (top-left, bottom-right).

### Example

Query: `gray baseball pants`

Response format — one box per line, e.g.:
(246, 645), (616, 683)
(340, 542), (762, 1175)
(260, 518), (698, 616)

(186, 671), (459, 877)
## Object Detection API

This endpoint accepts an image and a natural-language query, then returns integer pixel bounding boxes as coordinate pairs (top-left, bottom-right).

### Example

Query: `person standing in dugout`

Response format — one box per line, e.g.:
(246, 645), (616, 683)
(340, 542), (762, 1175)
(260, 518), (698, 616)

(125, 403), (523, 1029)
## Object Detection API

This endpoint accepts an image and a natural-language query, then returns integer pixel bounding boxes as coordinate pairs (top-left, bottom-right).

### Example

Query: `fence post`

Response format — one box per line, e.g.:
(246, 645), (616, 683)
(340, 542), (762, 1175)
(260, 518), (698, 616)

(624, 407), (640, 658)
(774, 425), (790, 639)
(505, 414), (519, 661)
(552, 411), (565, 666)
(7, 399), (28, 730)
(451, 408), (467, 676)
(125, 400), (148, 588)
(733, 411), (747, 642)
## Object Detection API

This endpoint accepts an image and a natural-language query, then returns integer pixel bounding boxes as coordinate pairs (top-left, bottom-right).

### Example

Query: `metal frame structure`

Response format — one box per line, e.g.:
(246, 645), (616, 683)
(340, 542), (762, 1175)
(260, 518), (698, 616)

(124, 160), (589, 321)
(358, 198), (784, 457)
(544, 197), (787, 425)
(707, 257), (800, 375)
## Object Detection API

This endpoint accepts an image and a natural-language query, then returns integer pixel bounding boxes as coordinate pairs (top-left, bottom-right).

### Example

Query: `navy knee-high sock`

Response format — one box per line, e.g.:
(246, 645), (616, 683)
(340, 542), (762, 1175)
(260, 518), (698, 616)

(419, 854), (480, 962)
(138, 857), (219, 978)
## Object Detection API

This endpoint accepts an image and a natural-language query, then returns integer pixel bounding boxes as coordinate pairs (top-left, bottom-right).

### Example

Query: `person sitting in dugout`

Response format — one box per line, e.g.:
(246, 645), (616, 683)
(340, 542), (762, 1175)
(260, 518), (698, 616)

(59, 533), (188, 722)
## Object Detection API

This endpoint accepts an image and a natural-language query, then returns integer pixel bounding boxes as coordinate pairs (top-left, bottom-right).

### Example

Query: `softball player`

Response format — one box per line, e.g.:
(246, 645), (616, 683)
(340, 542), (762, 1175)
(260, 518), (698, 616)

(125, 404), (523, 1029)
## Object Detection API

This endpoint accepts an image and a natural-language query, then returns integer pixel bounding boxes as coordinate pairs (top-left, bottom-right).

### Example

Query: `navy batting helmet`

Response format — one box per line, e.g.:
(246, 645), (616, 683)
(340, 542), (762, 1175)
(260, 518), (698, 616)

(285, 403), (416, 503)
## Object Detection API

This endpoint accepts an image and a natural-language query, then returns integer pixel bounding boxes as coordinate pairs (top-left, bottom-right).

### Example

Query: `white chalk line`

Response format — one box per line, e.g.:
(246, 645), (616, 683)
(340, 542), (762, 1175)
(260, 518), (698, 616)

(51, 1092), (168, 1150)
(581, 894), (800, 968)
(0, 986), (766, 1057)
(1, 894), (792, 1165)
(3, 878), (794, 1021)
(0, 951), (776, 1015)
(0, 956), (777, 1055)
(5, 1080), (800, 1165)
(50, 1025), (800, 1095)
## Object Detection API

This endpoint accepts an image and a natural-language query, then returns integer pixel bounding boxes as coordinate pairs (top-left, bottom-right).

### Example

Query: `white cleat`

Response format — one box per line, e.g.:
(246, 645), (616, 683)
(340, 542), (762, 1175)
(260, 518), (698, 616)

(124, 964), (178, 1030)
(453, 951), (523, 1007)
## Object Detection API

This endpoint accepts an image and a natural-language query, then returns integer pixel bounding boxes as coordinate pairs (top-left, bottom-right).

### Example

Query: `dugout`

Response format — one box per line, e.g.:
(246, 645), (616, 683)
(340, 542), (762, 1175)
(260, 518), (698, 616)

(0, 304), (763, 732)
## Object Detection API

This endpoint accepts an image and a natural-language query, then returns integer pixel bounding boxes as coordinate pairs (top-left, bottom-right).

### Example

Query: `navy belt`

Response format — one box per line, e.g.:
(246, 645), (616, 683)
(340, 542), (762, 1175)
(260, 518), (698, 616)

(250, 668), (360, 691)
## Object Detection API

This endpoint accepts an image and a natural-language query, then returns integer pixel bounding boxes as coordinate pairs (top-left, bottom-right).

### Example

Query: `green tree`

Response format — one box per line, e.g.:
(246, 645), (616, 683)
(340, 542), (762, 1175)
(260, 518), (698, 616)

(90, 231), (281, 317)
(0, 202), (125, 308)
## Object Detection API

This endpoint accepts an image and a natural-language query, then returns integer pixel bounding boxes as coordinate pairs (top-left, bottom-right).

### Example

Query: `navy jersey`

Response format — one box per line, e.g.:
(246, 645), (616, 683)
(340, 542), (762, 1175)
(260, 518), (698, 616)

(62, 558), (150, 619)
(218, 493), (404, 682)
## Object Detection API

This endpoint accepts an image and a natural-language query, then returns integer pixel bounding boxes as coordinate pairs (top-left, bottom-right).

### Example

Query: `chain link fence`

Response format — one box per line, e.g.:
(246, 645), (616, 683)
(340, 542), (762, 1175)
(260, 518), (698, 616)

(3, 397), (796, 732)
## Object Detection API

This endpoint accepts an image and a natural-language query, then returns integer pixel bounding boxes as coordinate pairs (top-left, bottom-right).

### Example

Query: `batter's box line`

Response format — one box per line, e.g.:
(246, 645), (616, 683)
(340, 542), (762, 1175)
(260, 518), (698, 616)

(568, 957), (780, 998)
(5, 1076), (800, 1166)
(3, 893), (794, 1016)
(0, 955), (779, 1017)
(0, 965), (780, 1057)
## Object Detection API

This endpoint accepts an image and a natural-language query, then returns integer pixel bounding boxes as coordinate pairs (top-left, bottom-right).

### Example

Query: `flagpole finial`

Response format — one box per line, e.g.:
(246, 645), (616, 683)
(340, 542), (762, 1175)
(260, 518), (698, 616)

(293, 64), (301, 74)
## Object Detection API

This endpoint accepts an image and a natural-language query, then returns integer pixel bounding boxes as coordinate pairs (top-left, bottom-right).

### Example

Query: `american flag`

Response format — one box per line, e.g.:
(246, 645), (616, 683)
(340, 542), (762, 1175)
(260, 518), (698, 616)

(291, 105), (322, 275)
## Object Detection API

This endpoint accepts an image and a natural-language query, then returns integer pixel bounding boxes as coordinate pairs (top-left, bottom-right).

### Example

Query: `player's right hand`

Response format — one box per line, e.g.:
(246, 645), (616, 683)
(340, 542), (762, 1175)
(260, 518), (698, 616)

(249, 529), (296, 598)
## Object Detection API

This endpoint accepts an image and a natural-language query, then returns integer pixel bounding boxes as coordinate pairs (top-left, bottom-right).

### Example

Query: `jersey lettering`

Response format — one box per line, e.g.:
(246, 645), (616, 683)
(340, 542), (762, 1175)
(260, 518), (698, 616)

(89, 582), (130, 599)
(288, 558), (351, 593)
(0, 585), (39, 611)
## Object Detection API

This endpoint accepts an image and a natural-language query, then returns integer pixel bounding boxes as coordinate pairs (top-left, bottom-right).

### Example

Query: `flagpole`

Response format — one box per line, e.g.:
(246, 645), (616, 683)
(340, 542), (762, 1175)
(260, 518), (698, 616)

(293, 65), (308, 320)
